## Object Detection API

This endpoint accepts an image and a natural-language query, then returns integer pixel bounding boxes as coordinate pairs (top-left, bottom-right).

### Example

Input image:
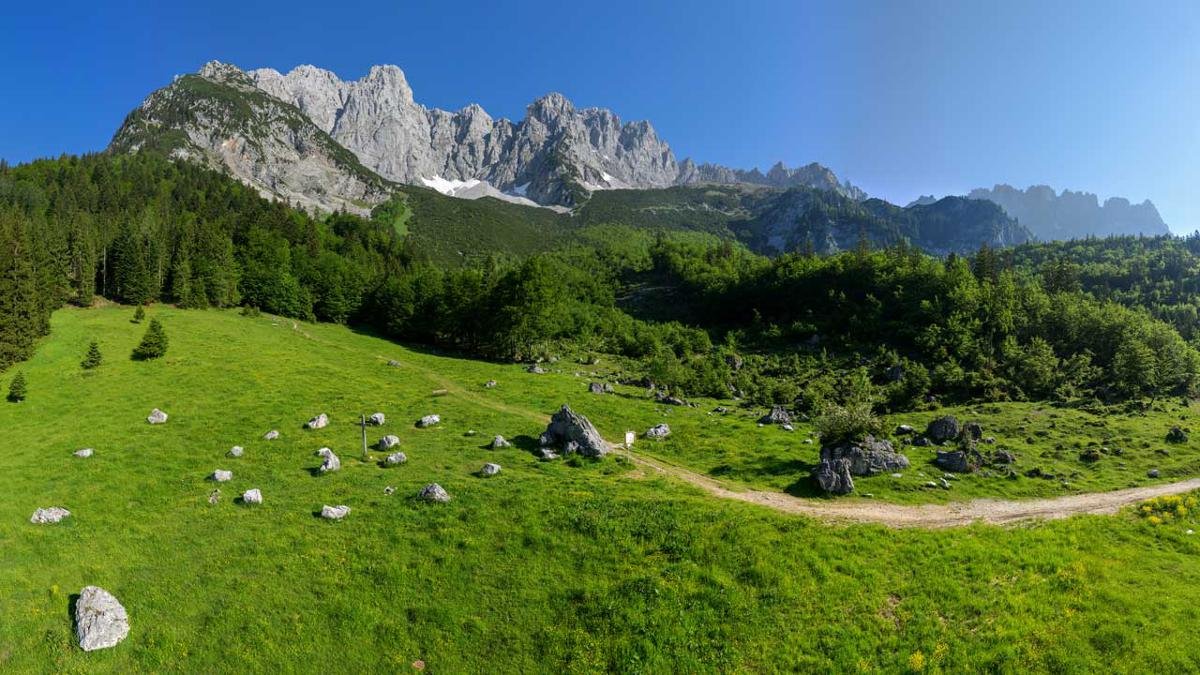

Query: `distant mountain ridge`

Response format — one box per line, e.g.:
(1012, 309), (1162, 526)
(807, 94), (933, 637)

(909, 185), (1170, 239)
(111, 60), (867, 212)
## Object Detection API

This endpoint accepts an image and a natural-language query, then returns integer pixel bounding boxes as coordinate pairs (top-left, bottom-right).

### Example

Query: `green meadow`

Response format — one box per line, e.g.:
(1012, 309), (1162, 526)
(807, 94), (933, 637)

(3, 306), (1200, 672)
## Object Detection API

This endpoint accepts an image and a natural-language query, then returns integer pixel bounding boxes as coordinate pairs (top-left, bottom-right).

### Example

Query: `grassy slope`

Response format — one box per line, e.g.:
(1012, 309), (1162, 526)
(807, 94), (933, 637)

(2, 307), (1200, 671)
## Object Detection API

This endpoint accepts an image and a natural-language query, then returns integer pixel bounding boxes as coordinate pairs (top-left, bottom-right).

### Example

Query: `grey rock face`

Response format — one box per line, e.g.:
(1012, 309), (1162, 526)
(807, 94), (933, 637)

(242, 488), (263, 505)
(526, 364), (545, 375)
(480, 462), (501, 477)
(759, 405), (791, 426)
(588, 382), (606, 395)
(147, 409), (168, 424)
(385, 451), (407, 466)
(536, 447), (560, 461)
(645, 424), (671, 439)
(263, 430), (280, 441)
(306, 413), (329, 430)
(227, 446), (244, 458)
(416, 414), (440, 428)
(74, 448), (94, 458)
(31, 507), (71, 524)
(819, 437), (910, 476)
(484, 380), (497, 388)
(368, 412), (386, 426)
(315, 447), (340, 473)
(75, 586), (130, 652)
(814, 458), (855, 495)
(419, 483), (451, 502)
(966, 184), (1169, 240)
(539, 405), (609, 458)
(210, 470), (233, 482)
(320, 504), (350, 519)
(490, 435), (511, 449)
(378, 435), (401, 450)
(925, 416), (960, 443)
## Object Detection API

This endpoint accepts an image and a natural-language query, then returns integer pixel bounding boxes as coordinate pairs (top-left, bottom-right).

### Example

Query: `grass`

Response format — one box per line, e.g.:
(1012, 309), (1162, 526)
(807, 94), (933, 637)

(3, 306), (1200, 671)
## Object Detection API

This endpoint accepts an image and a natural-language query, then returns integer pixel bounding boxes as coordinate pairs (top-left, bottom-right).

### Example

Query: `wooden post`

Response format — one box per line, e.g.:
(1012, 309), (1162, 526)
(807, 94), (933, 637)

(360, 414), (368, 460)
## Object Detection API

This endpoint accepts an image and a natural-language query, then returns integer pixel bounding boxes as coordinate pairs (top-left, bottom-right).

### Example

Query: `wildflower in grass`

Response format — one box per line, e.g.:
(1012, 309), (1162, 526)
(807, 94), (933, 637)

(908, 650), (926, 672)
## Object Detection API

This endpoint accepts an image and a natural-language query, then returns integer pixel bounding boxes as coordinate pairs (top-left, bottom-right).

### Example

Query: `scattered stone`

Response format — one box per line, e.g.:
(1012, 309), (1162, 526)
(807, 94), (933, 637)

(539, 405), (610, 457)
(368, 412), (386, 426)
(263, 430), (280, 441)
(912, 437), (931, 447)
(759, 405), (792, 426)
(227, 446), (244, 458)
(490, 435), (511, 449)
(316, 447), (340, 473)
(655, 391), (686, 406)
(891, 473), (903, 479)
(147, 408), (168, 425)
(305, 413), (329, 430)
(383, 486), (396, 495)
(962, 421), (984, 441)
(416, 414), (441, 428)
(387, 359), (401, 367)
(714, 406), (729, 414)
(526, 364), (545, 374)
(378, 435), (401, 450)
(803, 438), (814, 444)
(75, 586), (130, 652)
(30, 507), (70, 524)
(1167, 426), (1189, 443)
(419, 483), (451, 503)
(895, 424), (915, 435)
(536, 447), (560, 461)
(74, 448), (93, 458)
(815, 457), (854, 494)
(242, 488), (262, 505)
(588, 382), (606, 394)
(939, 477), (951, 489)
(782, 423), (795, 432)
(480, 462), (502, 477)
(820, 436), (910, 476)
(484, 380), (497, 388)
(385, 451), (407, 466)
(466, 429), (477, 436)
(924, 415), (960, 443)
(207, 489), (220, 505)
(992, 449), (1016, 465)
(1079, 447), (1103, 463)
(320, 505), (350, 520)
(934, 449), (981, 474)
(982, 436), (996, 444)
(1148, 468), (1161, 478)
(645, 424), (671, 439)
(210, 470), (232, 482)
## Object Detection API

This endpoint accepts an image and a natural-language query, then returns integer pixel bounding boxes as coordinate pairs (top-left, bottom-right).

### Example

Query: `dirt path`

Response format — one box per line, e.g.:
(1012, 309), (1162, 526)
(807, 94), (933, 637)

(623, 451), (1200, 528)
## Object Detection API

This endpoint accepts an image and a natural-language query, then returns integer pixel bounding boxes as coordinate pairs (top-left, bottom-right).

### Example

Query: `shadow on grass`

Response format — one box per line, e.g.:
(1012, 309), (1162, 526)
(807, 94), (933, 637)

(68, 593), (80, 638)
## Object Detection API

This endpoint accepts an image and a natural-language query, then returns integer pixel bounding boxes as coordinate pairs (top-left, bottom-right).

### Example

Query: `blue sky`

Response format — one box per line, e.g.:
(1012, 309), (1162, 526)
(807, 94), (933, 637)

(3, 0), (1198, 229)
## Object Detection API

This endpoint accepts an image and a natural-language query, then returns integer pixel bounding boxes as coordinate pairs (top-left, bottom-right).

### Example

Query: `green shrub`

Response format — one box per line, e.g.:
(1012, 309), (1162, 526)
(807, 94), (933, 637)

(81, 340), (103, 369)
(814, 401), (882, 445)
(132, 305), (145, 323)
(132, 318), (169, 360)
(7, 371), (26, 402)
(240, 305), (261, 318)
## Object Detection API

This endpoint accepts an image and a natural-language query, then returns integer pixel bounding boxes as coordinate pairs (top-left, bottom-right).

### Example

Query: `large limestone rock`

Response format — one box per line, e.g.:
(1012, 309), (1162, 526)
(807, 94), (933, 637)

(147, 409), (168, 425)
(759, 405), (792, 426)
(315, 447), (340, 473)
(924, 416), (960, 443)
(490, 435), (511, 449)
(74, 448), (94, 458)
(814, 458), (854, 495)
(820, 436), (910, 476)
(242, 488), (263, 505)
(385, 451), (407, 466)
(306, 413), (329, 430)
(31, 507), (71, 524)
(539, 405), (609, 458)
(227, 446), (244, 458)
(320, 504), (350, 520)
(480, 462), (502, 477)
(378, 435), (400, 450)
(368, 412), (386, 426)
(416, 414), (441, 428)
(210, 470), (233, 482)
(75, 586), (130, 651)
(419, 483), (451, 503)
(645, 424), (671, 439)
(263, 430), (280, 441)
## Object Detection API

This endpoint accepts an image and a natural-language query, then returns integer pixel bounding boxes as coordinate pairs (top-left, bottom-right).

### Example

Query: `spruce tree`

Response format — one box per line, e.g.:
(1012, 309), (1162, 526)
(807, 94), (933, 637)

(7, 371), (26, 402)
(131, 318), (168, 360)
(81, 340), (103, 369)
(133, 305), (145, 323)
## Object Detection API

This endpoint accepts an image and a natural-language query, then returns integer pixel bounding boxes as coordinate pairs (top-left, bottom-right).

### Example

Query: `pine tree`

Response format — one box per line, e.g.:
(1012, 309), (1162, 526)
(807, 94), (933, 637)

(81, 340), (103, 369)
(133, 305), (145, 323)
(7, 371), (26, 402)
(131, 318), (168, 360)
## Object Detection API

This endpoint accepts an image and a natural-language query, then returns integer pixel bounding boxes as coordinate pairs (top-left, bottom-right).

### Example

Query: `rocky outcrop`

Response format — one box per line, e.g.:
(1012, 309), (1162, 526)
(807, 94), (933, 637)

(31, 507), (71, 524)
(966, 184), (1169, 240)
(759, 405), (792, 426)
(813, 436), (910, 494)
(814, 457), (854, 495)
(924, 416), (960, 444)
(75, 586), (130, 651)
(539, 405), (609, 458)
(419, 483), (451, 503)
(315, 447), (340, 473)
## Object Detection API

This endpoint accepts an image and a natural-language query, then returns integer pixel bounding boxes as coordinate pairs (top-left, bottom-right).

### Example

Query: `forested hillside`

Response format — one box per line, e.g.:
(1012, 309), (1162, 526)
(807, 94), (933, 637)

(1, 154), (1197, 413)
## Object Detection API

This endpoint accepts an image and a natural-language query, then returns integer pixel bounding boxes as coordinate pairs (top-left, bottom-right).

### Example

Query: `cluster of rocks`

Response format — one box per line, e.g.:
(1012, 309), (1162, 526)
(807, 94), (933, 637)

(813, 436), (910, 495)
(588, 382), (614, 395)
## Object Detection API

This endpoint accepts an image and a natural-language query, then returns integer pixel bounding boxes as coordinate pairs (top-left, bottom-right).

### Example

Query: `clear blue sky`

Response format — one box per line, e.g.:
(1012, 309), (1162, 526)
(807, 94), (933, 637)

(3, 0), (1198, 229)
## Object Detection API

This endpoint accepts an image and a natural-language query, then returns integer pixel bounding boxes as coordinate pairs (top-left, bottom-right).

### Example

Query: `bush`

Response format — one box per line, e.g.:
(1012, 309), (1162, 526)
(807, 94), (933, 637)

(81, 340), (103, 369)
(814, 401), (881, 444)
(132, 305), (145, 323)
(132, 318), (169, 360)
(240, 305), (261, 318)
(7, 371), (26, 402)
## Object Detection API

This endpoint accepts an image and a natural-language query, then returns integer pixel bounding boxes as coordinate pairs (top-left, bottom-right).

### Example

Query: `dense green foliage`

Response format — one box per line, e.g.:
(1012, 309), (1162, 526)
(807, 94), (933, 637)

(131, 318), (168, 360)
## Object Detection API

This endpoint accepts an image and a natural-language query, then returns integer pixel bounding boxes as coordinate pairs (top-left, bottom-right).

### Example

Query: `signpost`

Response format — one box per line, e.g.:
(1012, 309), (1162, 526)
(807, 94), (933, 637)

(359, 414), (369, 460)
